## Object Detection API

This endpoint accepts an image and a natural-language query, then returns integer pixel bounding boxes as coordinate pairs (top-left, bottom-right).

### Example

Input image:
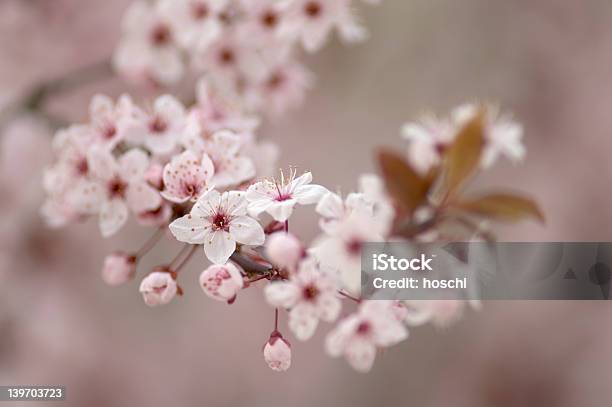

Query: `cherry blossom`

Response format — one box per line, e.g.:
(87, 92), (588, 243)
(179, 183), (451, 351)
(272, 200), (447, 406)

(159, 0), (226, 51)
(401, 114), (454, 175)
(84, 147), (162, 237)
(279, 0), (368, 52)
(325, 301), (408, 372)
(114, 0), (183, 85)
(263, 331), (292, 372)
(102, 252), (137, 286)
(265, 232), (303, 271)
(246, 169), (327, 222)
(169, 189), (265, 264)
(199, 262), (244, 303)
(129, 95), (187, 155)
(181, 129), (255, 189)
(160, 150), (214, 203)
(139, 270), (178, 306)
(265, 257), (341, 340)
(89, 94), (138, 149)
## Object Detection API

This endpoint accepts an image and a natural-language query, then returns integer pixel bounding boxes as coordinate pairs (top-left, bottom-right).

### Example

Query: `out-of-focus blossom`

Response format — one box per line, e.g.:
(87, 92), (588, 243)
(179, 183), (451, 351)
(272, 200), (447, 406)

(82, 148), (162, 237)
(101, 252), (137, 286)
(326, 301), (408, 372)
(278, 0), (368, 52)
(89, 94), (139, 149)
(265, 258), (341, 340)
(265, 232), (303, 271)
(139, 270), (178, 306)
(159, 0), (226, 51)
(114, 0), (184, 85)
(401, 114), (454, 175)
(128, 95), (187, 155)
(169, 189), (264, 264)
(246, 170), (327, 221)
(199, 262), (244, 302)
(263, 331), (292, 372)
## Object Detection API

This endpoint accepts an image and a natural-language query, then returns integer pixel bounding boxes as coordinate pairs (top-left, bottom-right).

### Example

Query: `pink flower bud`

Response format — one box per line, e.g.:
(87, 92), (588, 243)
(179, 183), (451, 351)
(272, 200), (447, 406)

(102, 252), (136, 286)
(265, 232), (302, 270)
(144, 163), (164, 190)
(139, 271), (177, 306)
(263, 331), (292, 372)
(199, 263), (244, 303)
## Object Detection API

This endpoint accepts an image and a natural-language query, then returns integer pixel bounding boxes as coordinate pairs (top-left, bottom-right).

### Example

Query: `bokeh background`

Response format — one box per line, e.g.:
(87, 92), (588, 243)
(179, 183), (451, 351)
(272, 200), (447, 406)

(1, 0), (612, 405)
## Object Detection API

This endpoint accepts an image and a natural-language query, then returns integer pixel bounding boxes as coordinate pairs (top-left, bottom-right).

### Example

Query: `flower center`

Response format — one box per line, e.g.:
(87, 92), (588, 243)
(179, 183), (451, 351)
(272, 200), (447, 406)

(149, 116), (168, 133)
(108, 177), (128, 199)
(302, 284), (319, 301)
(304, 1), (322, 18)
(261, 10), (278, 28)
(266, 72), (285, 89)
(212, 212), (230, 231)
(346, 238), (363, 256)
(356, 321), (371, 335)
(151, 23), (172, 46)
(75, 157), (88, 176)
(102, 124), (117, 140)
(191, 1), (209, 19)
(219, 48), (235, 65)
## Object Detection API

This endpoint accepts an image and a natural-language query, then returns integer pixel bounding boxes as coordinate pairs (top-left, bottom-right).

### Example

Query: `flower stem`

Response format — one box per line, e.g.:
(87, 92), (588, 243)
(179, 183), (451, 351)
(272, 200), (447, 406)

(338, 290), (361, 303)
(134, 227), (165, 260)
(274, 308), (279, 331)
(174, 245), (199, 272)
(284, 220), (289, 233)
(230, 251), (272, 275)
(169, 244), (193, 269)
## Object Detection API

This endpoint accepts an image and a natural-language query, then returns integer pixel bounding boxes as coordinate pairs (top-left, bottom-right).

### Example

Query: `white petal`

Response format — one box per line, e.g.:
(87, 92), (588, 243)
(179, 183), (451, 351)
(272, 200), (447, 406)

(317, 294), (342, 322)
(289, 303), (319, 341)
(346, 339), (377, 373)
(99, 199), (128, 237)
(266, 200), (297, 222)
(264, 282), (300, 308)
(169, 214), (211, 244)
(229, 216), (264, 246)
(127, 182), (162, 213)
(293, 184), (328, 205)
(204, 231), (236, 264)
(119, 148), (149, 181)
(316, 192), (344, 218)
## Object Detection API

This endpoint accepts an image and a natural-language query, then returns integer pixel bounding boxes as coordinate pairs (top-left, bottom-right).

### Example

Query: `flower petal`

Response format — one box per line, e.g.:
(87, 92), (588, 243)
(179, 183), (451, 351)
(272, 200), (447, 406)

(229, 215), (264, 246)
(99, 199), (128, 237)
(204, 231), (236, 264)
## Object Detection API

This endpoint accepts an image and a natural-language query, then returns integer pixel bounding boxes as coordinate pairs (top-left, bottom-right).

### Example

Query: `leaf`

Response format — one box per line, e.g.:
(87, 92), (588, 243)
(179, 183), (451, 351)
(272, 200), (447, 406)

(454, 193), (545, 223)
(377, 149), (430, 215)
(443, 111), (485, 195)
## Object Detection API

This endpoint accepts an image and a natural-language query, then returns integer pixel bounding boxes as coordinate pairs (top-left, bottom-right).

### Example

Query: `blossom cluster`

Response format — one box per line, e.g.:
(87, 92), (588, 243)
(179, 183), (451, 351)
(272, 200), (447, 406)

(114, 0), (379, 116)
(40, 0), (543, 374)
(41, 78), (275, 237)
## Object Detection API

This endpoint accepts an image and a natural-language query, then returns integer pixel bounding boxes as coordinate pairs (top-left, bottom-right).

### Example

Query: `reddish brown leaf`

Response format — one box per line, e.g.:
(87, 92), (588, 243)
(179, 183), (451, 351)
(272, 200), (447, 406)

(377, 149), (430, 215)
(454, 193), (545, 223)
(443, 111), (485, 196)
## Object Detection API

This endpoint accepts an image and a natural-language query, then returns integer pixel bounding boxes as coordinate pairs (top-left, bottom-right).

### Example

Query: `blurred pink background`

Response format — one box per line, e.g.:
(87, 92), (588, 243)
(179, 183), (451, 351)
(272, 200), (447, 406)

(2, 0), (612, 406)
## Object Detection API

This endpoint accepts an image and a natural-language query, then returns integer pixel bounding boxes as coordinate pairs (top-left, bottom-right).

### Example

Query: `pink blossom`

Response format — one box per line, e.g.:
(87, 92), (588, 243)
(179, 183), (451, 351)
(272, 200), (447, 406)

(326, 301), (408, 372)
(101, 252), (137, 286)
(181, 129), (255, 189)
(129, 95), (187, 155)
(169, 189), (265, 264)
(83, 147), (162, 237)
(401, 114), (454, 175)
(139, 271), (178, 306)
(246, 169), (327, 222)
(160, 150), (214, 203)
(159, 0), (226, 51)
(279, 0), (367, 52)
(199, 262), (244, 303)
(89, 94), (138, 149)
(265, 232), (303, 271)
(263, 331), (292, 372)
(113, 0), (184, 85)
(136, 203), (173, 227)
(265, 258), (341, 340)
